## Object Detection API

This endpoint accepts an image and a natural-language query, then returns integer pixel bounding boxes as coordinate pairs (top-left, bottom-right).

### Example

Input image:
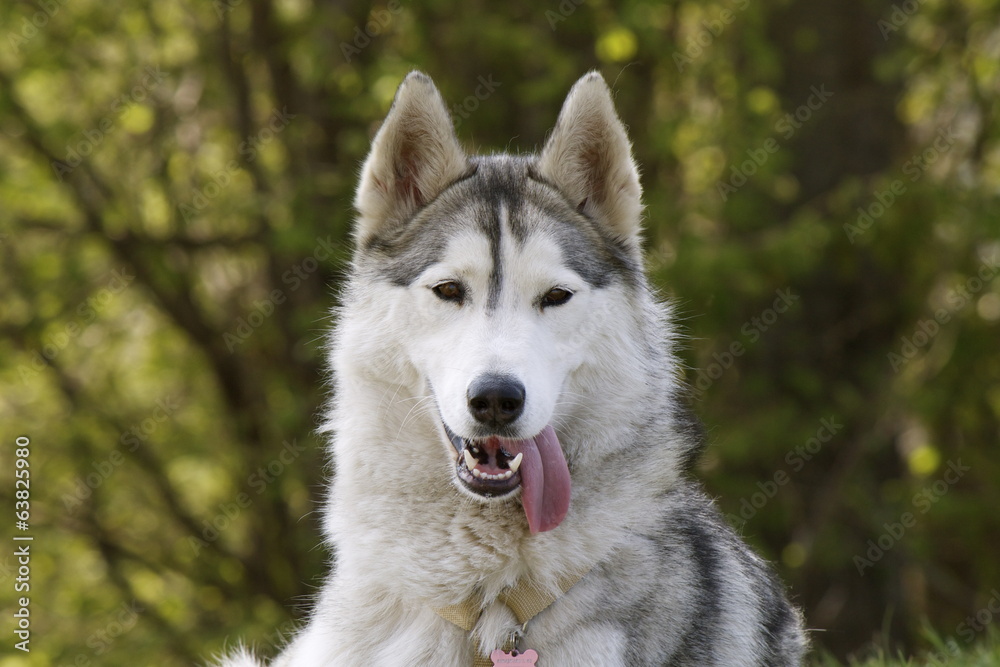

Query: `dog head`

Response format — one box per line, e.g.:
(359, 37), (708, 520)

(348, 72), (644, 533)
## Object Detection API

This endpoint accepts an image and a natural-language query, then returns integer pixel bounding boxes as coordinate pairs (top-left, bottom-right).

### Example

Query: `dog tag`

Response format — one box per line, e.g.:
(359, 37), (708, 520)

(490, 648), (538, 665)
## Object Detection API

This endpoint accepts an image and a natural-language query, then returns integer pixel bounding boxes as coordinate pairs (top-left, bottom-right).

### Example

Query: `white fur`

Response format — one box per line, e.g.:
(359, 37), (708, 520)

(409, 217), (597, 447)
(214, 71), (803, 667)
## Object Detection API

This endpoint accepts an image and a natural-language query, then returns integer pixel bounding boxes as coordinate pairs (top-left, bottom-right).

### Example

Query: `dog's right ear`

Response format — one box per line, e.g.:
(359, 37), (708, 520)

(354, 72), (468, 247)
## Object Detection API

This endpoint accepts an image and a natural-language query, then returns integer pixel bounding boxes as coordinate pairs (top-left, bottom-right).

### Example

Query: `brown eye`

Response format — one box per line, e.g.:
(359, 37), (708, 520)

(432, 281), (465, 303)
(541, 287), (573, 308)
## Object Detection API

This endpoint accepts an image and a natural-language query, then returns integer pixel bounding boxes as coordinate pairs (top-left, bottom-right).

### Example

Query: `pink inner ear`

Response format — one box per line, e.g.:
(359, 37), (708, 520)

(395, 145), (425, 208)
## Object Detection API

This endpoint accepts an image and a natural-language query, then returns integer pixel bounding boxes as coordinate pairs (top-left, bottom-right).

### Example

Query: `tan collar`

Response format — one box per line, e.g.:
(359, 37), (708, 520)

(434, 569), (588, 667)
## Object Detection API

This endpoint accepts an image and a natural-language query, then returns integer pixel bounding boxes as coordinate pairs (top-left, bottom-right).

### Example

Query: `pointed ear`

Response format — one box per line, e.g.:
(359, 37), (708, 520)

(537, 72), (642, 244)
(354, 72), (468, 246)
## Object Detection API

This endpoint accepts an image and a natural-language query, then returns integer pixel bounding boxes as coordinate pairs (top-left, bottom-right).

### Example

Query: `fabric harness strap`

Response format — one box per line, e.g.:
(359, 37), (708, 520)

(433, 569), (588, 667)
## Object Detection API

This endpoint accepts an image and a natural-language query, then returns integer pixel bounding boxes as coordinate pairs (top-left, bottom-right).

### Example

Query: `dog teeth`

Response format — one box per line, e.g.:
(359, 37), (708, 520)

(463, 449), (477, 471)
(461, 445), (518, 481)
(469, 467), (514, 481)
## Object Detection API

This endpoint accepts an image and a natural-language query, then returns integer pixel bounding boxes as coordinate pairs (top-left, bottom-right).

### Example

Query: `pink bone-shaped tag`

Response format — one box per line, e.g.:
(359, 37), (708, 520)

(490, 648), (539, 665)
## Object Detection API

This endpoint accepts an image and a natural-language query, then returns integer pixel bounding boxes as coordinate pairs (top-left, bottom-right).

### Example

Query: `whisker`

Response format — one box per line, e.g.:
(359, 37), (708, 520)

(395, 395), (437, 439)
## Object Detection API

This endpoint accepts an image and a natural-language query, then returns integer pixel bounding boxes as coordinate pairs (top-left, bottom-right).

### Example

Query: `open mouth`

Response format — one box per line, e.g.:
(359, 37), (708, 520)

(444, 423), (523, 497)
(442, 420), (573, 534)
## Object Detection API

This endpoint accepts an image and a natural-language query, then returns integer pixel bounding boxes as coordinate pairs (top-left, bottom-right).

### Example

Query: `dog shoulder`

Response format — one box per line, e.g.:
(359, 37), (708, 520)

(571, 484), (807, 665)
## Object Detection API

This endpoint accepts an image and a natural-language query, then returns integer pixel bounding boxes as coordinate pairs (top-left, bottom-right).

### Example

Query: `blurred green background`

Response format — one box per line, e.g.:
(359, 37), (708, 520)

(1, 0), (999, 664)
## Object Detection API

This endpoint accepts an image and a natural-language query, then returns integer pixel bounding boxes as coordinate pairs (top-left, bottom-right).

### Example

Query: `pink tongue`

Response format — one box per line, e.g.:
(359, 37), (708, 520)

(507, 425), (571, 534)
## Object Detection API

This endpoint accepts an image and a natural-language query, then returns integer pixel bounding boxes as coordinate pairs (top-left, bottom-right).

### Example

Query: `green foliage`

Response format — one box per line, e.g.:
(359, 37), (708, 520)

(812, 629), (1000, 666)
(0, 0), (998, 664)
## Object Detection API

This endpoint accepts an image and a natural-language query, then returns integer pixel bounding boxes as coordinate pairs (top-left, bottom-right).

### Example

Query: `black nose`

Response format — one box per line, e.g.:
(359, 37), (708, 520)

(467, 375), (525, 429)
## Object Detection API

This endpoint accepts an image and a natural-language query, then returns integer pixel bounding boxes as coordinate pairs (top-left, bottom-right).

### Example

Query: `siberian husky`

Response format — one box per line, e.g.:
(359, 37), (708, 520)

(218, 71), (807, 666)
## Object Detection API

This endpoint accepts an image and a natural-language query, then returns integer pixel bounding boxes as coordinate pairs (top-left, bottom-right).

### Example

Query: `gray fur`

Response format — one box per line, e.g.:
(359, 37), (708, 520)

(214, 71), (807, 667)
(362, 157), (635, 293)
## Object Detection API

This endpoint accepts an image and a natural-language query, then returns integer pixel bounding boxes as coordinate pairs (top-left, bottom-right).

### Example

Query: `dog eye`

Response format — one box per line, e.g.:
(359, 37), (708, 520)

(541, 287), (573, 308)
(432, 281), (465, 303)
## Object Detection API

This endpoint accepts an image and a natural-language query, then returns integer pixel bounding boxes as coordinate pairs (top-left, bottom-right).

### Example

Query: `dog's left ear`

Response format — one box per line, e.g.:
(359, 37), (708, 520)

(538, 72), (642, 245)
(354, 72), (468, 247)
